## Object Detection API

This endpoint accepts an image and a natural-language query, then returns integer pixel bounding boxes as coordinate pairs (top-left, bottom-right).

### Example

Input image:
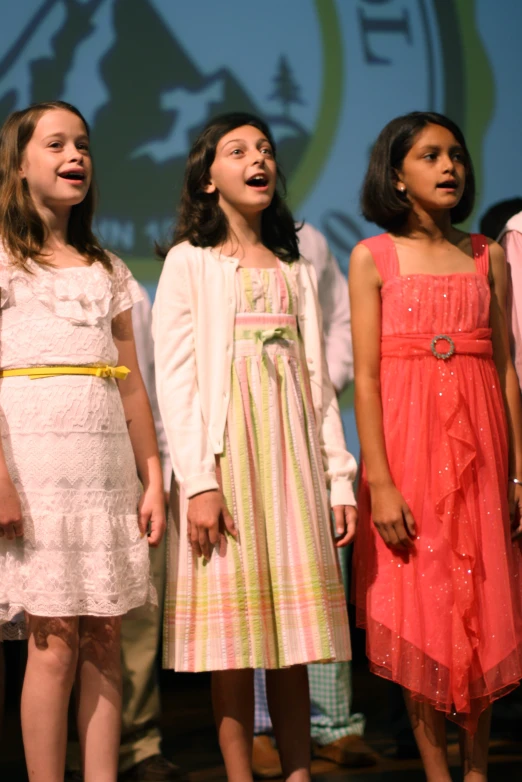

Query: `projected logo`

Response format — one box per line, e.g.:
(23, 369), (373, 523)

(0, 0), (492, 267)
(0, 0), (325, 256)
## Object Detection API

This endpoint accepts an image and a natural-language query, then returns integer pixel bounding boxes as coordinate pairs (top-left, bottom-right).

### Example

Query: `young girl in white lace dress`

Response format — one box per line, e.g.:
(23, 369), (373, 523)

(0, 101), (166, 782)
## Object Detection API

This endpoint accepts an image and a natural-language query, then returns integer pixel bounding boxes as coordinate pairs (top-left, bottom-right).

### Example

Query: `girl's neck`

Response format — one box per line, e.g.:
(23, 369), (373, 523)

(398, 207), (458, 244)
(36, 202), (71, 252)
(219, 205), (264, 259)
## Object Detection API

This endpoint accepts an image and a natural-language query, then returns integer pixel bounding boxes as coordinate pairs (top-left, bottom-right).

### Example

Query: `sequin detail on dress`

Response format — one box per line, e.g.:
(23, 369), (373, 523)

(353, 234), (522, 731)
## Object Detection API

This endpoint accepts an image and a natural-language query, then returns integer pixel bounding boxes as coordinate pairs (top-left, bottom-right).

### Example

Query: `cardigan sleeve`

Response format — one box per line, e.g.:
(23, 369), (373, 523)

(298, 259), (357, 507)
(152, 246), (218, 498)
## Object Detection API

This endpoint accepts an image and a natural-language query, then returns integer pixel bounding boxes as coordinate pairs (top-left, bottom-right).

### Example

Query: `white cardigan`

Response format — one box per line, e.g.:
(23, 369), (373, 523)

(152, 242), (356, 506)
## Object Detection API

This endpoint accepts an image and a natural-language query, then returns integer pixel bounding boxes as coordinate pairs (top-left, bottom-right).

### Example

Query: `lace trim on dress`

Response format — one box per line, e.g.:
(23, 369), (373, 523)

(1, 585), (156, 624)
(0, 252), (142, 323)
(109, 253), (143, 318)
(34, 260), (112, 326)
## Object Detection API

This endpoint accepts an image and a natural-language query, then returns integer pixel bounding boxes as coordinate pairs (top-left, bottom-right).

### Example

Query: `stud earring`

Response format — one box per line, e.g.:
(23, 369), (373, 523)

(398, 184), (406, 192)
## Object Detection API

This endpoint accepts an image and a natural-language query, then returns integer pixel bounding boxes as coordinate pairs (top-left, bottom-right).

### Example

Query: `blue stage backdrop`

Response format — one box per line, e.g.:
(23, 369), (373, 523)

(1, 0), (522, 447)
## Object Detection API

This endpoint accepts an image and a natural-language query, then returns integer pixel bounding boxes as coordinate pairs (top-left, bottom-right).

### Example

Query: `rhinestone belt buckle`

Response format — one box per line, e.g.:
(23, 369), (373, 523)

(430, 334), (455, 360)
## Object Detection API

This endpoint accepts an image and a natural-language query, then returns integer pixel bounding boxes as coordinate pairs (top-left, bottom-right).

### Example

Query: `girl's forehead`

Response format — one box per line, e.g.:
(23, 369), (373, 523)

(217, 125), (269, 149)
(410, 123), (459, 148)
(32, 109), (87, 139)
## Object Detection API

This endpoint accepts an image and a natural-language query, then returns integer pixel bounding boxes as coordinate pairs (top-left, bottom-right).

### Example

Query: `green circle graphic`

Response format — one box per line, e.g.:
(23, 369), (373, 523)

(286, 0), (344, 211)
(434, 0), (494, 226)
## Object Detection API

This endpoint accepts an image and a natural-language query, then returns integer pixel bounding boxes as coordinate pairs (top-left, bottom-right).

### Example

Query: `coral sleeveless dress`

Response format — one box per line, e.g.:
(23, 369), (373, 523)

(353, 233), (522, 730)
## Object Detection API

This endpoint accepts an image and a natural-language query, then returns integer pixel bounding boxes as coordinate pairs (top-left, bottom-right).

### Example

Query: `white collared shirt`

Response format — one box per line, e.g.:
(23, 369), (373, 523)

(298, 223), (353, 392)
(132, 285), (172, 488)
(499, 212), (522, 390)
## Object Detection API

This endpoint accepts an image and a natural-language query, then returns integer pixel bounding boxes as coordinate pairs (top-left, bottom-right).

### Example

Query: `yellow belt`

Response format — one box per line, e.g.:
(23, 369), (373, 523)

(0, 365), (130, 380)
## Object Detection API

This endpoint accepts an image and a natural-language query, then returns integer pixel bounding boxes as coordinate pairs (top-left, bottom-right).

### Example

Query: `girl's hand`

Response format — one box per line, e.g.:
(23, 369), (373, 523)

(509, 482), (522, 540)
(187, 490), (237, 560)
(0, 476), (23, 541)
(370, 483), (416, 549)
(138, 485), (166, 547)
(332, 505), (357, 547)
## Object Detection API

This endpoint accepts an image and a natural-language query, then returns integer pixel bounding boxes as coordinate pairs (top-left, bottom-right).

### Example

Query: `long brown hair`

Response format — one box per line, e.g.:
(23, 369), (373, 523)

(159, 112), (299, 263)
(0, 100), (112, 270)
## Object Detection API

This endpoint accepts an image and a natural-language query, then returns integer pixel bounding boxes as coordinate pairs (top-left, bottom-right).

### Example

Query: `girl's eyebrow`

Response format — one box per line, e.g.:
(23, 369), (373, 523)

(221, 138), (244, 149)
(417, 143), (463, 153)
(41, 131), (89, 142)
(42, 131), (67, 141)
(221, 137), (270, 150)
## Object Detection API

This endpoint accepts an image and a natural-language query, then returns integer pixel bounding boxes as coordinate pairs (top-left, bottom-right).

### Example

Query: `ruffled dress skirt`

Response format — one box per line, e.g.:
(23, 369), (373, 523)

(353, 234), (522, 731)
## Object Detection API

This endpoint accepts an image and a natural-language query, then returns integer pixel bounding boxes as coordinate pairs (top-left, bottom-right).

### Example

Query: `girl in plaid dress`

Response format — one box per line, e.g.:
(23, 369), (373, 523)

(153, 112), (356, 782)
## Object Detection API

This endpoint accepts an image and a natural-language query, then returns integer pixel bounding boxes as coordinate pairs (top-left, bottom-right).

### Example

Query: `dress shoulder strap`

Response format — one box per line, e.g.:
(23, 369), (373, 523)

(470, 233), (489, 276)
(359, 234), (399, 283)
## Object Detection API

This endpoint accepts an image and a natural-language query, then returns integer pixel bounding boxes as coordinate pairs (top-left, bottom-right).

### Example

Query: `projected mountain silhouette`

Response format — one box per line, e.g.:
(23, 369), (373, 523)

(30, 0), (106, 102)
(0, 0), (311, 255)
(92, 0), (310, 253)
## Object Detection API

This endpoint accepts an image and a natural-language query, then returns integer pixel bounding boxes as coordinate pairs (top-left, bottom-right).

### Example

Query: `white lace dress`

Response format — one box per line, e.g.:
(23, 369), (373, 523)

(0, 250), (153, 636)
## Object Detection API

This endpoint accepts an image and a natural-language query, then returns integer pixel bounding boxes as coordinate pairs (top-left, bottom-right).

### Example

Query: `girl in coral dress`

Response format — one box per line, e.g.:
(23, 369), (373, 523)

(0, 101), (165, 782)
(350, 111), (522, 781)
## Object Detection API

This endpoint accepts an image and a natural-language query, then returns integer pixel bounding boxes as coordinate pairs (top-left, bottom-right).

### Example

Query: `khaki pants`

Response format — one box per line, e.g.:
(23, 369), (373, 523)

(66, 538), (166, 773)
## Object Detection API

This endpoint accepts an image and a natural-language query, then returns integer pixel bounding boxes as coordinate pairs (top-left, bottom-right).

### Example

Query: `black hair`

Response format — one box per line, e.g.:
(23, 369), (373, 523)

(361, 111), (475, 232)
(479, 197), (522, 240)
(158, 112), (299, 262)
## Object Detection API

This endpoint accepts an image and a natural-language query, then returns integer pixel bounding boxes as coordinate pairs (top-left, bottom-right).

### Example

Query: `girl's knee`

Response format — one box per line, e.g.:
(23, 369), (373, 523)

(79, 615), (121, 646)
(26, 615), (80, 680)
(78, 616), (122, 672)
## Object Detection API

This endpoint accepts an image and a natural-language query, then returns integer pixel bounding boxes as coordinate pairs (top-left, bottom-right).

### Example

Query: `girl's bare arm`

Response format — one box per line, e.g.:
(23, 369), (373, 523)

(112, 309), (166, 546)
(349, 243), (415, 548)
(0, 446), (22, 540)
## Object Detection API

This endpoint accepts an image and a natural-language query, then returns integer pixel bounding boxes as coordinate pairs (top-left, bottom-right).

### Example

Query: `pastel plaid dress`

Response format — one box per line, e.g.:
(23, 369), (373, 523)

(165, 262), (351, 672)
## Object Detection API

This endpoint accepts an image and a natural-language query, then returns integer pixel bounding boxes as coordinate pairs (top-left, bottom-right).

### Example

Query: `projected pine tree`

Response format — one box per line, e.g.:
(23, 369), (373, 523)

(268, 56), (304, 117)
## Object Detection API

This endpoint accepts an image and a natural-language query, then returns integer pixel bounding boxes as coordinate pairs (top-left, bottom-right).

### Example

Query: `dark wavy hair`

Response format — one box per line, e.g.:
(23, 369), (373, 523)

(361, 111), (475, 232)
(0, 100), (111, 270)
(479, 197), (522, 241)
(158, 112), (299, 262)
